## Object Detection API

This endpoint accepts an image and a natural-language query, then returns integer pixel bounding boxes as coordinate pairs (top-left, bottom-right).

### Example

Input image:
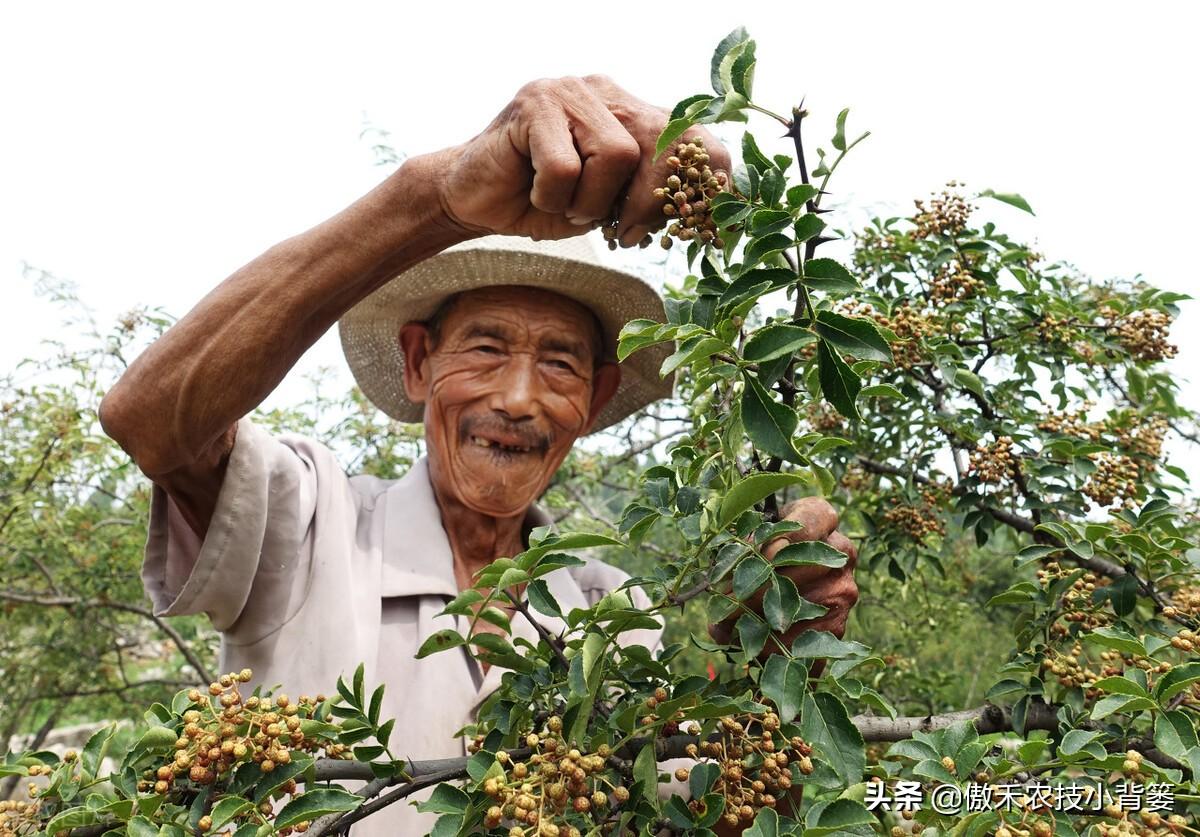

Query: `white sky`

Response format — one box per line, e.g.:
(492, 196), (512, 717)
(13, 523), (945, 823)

(2, 2), (1197, 476)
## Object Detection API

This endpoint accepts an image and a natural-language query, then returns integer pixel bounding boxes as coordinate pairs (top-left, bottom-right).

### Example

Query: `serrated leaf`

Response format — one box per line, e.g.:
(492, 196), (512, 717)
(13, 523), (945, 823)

(415, 629), (466, 659)
(744, 324), (817, 363)
(763, 573), (802, 632)
(736, 612), (770, 658)
(772, 540), (851, 569)
(525, 578), (562, 619)
(817, 340), (861, 420)
(741, 373), (803, 464)
(415, 783), (470, 815)
(832, 108), (849, 152)
(814, 310), (892, 362)
(718, 472), (810, 528)
(1155, 711), (1199, 761)
(761, 655), (807, 722)
(979, 189), (1035, 215)
(803, 258), (860, 293)
(1154, 662), (1200, 702)
(734, 554), (773, 600)
(656, 118), (696, 158)
(209, 797), (253, 832)
(275, 789), (360, 830)
(801, 691), (865, 784)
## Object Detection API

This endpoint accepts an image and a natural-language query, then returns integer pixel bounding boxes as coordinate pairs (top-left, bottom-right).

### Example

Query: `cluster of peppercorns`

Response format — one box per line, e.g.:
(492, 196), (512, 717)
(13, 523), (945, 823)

(651, 136), (727, 250)
(911, 183), (973, 240)
(803, 402), (844, 432)
(682, 711), (814, 830)
(1082, 452), (1141, 508)
(0, 793), (43, 836)
(1104, 308), (1178, 362)
(140, 670), (344, 835)
(1163, 583), (1200, 620)
(929, 261), (984, 305)
(1036, 563), (1113, 637)
(1037, 403), (1103, 442)
(1034, 314), (1081, 347)
(882, 488), (946, 541)
(1039, 642), (1103, 695)
(1113, 415), (1168, 463)
(968, 436), (1016, 485)
(839, 465), (871, 492)
(473, 714), (626, 837)
(1095, 807), (1190, 836)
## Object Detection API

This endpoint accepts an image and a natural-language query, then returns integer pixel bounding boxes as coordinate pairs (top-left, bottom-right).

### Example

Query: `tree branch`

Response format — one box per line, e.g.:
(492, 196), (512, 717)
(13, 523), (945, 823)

(0, 590), (214, 685)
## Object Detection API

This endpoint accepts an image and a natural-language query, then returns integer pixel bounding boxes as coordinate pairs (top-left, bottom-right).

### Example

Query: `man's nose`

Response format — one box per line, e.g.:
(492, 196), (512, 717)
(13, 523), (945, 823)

(487, 354), (541, 420)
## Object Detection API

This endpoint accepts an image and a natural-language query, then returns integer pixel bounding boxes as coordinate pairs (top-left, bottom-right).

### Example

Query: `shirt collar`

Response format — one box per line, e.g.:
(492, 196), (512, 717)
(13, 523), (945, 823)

(379, 456), (556, 598)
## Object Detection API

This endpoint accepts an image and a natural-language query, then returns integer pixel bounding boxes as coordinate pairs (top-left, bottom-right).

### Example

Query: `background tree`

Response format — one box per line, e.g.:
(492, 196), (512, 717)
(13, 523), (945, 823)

(3, 27), (1199, 837)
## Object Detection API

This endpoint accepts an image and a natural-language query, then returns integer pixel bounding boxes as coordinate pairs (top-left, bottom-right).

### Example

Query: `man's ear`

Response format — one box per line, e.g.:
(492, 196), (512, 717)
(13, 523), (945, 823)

(398, 322), (433, 403)
(582, 362), (621, 434)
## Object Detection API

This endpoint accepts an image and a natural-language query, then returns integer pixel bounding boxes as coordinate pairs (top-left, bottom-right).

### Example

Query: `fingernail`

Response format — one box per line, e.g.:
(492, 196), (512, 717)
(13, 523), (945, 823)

(567, 215), (594, 226)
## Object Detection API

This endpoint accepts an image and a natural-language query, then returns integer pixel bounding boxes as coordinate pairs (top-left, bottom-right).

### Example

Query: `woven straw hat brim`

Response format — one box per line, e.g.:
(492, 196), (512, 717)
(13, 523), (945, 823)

(337, 235), (673, 433)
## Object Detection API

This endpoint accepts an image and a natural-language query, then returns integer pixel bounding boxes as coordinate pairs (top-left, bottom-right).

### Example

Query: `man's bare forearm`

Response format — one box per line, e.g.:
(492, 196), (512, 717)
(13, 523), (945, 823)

(100, 151), (467, 477)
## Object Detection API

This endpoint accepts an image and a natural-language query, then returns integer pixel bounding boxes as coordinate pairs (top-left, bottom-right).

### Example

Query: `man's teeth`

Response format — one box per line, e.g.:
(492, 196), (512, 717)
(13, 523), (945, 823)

(471, 436), (531, 453)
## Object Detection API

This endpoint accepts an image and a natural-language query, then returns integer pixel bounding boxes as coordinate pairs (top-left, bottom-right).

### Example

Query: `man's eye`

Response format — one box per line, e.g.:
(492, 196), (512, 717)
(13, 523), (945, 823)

(472, 345), (503, 355)
(546, 359), (576, 371)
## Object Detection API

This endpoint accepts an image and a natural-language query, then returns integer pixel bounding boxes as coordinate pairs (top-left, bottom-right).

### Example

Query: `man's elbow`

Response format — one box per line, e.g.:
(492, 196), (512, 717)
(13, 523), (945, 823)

(98, 384), (176, 477)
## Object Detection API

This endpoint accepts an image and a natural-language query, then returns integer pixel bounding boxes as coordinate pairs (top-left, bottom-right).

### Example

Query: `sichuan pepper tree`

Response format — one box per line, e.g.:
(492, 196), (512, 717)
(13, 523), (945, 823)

(4, 26), (1198, 837)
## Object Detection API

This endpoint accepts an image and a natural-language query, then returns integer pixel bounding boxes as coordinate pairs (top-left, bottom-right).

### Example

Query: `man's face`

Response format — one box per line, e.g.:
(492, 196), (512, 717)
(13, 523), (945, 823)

(399, 286), (619, 519)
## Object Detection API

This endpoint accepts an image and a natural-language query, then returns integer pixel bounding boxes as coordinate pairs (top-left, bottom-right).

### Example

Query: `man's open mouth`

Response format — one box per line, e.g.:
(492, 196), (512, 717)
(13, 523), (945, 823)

(469, 435), (535, 454)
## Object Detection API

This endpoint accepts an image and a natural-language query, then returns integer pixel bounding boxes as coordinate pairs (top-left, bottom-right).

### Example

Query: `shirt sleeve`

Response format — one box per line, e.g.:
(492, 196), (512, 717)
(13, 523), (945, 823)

(141, 416), (351, 645)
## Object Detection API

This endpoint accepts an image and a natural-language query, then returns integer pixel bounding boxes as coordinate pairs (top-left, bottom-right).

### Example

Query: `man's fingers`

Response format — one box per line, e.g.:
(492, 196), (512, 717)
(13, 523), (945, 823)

(781, 497), (840, 541)
(523, 106), (583, 215)
(826, 530), (858, 569)
(566, 95), (641, 224)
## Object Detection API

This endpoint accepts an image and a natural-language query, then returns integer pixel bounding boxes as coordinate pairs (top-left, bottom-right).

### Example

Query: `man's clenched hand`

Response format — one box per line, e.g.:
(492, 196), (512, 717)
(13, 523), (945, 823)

(709, 498), (860, 666)
(431, 75), (731, 246)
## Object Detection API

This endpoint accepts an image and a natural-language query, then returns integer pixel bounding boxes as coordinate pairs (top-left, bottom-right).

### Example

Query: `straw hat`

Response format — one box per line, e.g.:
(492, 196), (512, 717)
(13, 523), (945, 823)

(337, 234), (674, 433)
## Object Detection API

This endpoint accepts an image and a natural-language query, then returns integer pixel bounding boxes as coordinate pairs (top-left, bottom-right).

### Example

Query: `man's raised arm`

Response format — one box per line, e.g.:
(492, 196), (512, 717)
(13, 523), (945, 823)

(98, 75), (731, 536)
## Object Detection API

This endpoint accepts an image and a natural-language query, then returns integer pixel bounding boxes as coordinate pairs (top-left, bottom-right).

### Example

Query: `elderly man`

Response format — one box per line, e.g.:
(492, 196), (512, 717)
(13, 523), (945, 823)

(99, 75), (858, 834)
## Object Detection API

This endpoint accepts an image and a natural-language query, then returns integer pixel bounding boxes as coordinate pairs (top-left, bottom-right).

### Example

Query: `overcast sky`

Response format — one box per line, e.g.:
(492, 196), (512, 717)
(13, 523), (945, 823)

(3, 2), (1196, 474)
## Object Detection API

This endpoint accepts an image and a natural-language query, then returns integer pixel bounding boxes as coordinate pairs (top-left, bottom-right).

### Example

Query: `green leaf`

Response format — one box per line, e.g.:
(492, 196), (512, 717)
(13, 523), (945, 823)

(859, 383), (903, 399)
(802, 258), (860, 293)
(415, 629), (466, 659)
(806, 798), (874, 835)
(742, 132), (775, 173)
(749, 208), (793, 236)
(790, 631), (870, 659)
(801, 691), (865, 784)
(368, 683), (384, 725)
(415, 783), (470, 815)
(80, 723), (117, 781)
(1091, 694), (1156, 721)
(209, 797), (253, 832)
(719, 472), (810, 528)
(1154, 662), (1200, 702)
(44, 807), (98, 834)
(736, 612), (770, 658)
(525, 579), (562, 619)
(1059, 729), (1106, 760)
(832, 108), (850, 152)
(787, 184), (819, 208)
(814, 311), (892, 362)
(979, 189), (1035, 215)
(710, 27), (750, 94)
(275, 789), (360, 830)
(734, 554), (773, 600)
(954, 368), (986, 398)
(656, 118), (696, 158)
(817, 340), (861, 420)
(741, 373), (803, 464)
(744, 233), (793, 267)
(763, 573), (801, 632)
(1084, 626), (1147, 657)
(670, 94), (715, 121)
(1092, 675), (1150, 699)
(661, 335), (726, 376)
(772, 540), (851, 569)
(743, 806), (779, 837)
(1155, 711), (1199, 761)
(126, 816), (159, 837)
(794, 213), (826, 243)
(633, 743), (660, 812)
(761, 655), (807, 722)
(744, 324), (817, 363)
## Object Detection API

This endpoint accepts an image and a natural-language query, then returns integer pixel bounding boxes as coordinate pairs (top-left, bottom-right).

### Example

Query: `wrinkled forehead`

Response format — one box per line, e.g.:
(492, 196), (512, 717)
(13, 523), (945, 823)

(434, 285), (606, 359)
